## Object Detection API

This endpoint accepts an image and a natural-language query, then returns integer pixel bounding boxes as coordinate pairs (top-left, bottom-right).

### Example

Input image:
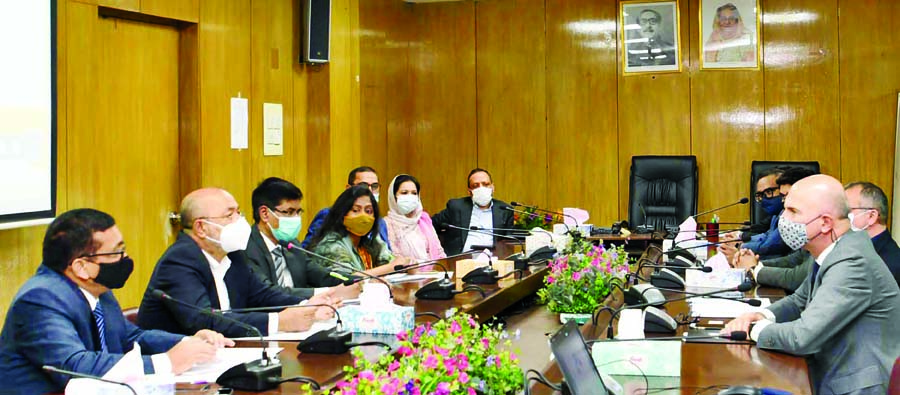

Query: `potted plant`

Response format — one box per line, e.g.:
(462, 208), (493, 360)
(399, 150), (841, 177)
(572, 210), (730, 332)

(537, 235), (630, 324)
(315, 310), (524, 395)
(511, 206), (560, 231)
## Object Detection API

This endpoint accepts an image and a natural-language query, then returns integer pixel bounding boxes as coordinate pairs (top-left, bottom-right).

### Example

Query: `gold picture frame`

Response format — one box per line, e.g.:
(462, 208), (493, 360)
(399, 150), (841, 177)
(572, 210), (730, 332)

(620, 0), (682, 75)
(699, 0), (761, 70)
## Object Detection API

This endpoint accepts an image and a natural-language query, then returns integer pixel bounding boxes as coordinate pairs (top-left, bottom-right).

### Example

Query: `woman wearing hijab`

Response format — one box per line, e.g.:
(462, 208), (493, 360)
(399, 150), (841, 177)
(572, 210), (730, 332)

(703, 3), (756, 63)
(384, 174), (446, 264)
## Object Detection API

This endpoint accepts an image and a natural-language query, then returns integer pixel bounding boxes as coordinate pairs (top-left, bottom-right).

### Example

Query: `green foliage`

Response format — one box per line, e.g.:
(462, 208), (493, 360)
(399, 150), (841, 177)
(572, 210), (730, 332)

(538, 240), (630, 314)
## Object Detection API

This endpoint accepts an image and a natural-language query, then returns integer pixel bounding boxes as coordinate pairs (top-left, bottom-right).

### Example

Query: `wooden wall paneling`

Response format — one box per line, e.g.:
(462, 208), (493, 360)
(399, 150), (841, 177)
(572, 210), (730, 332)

(327, 0), (362, 195)
(94, 0), (139, 12)
(762, 0), (840, 177)
(616, 0), (693, 219)
(358, 0), (410, 191)
(303, 65), (334, 213)
(290, 1), (311, 211)
(545, 0), (620, 225)
(66, 2), (181, 308)
(198, 0), (252, 208)
(57, 0), (68, 213)
(404, 2), (477, 213)
(141, 0), (199, 23)
(475, 0), (548, 208)
(179, 23), (201, 199)
(688, 1), (765, 223)
(838, 0), (900, 200)
(250, 0), (296, 191)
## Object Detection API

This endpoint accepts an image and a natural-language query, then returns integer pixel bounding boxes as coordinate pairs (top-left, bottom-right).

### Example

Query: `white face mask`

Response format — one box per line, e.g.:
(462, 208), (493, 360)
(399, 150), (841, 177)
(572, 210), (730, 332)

(471, 186), (493, 207)
(848, 210), (873, 232)
(396, 194), (420, 215)
(202, 216), (252, 253)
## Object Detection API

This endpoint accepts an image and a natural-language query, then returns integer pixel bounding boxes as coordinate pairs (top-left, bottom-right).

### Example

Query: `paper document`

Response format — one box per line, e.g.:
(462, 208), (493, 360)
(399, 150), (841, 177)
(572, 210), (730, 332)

(263, 102), (283, 156)
(592, 340), (681, 377)
(175, 347), (282, 384)
(230, 97), (248, 149)
(233, 319), (337, 341)
(383, 272), (452, 283)
(674, 217), (697, 244)
(685, 268), (746, 289)
(689, 298), (771, 318)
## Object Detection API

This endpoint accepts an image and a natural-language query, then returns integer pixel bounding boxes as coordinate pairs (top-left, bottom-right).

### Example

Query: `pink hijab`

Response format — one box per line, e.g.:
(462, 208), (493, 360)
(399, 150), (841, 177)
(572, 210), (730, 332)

(385, 175), (446, 261)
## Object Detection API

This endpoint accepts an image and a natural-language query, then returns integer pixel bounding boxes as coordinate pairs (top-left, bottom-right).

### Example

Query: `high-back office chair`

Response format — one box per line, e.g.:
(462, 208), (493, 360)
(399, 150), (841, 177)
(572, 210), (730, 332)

(749, 161), (820, 225)
(628, 156), (698, 231)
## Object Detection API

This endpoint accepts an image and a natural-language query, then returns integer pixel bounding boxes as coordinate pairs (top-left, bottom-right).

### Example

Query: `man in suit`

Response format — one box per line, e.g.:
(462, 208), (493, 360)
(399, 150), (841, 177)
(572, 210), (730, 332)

(725, 175), (900, 395)
(247, 177), (360, 299)
(431, 168), (515, 255)
(0, 209), (231, 394)
(138, 188), (336, 338)
(301, 166), (391, 250)
(736, 181), (900, 291)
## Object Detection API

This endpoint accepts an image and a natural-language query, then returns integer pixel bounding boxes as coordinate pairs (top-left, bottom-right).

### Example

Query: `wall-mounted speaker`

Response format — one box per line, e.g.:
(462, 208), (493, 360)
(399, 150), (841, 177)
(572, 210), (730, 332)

(302, 0), (330, 63)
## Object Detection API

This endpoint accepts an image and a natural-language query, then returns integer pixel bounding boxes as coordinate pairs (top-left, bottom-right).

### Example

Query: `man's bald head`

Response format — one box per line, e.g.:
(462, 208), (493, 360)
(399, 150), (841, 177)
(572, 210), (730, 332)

(787, 174), (850, 220)
(180, 188), (237, 229)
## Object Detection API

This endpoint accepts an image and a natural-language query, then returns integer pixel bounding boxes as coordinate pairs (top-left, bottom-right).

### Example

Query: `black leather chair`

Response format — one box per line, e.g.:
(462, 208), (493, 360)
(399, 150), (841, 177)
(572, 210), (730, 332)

(749, 161), (820, 225)
(628, 156), (698, 231)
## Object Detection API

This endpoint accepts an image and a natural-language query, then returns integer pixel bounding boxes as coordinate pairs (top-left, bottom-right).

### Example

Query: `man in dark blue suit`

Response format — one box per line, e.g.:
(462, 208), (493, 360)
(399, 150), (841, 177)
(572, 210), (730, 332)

(0, 209), (231, 394)
(138, 188), (336, 338)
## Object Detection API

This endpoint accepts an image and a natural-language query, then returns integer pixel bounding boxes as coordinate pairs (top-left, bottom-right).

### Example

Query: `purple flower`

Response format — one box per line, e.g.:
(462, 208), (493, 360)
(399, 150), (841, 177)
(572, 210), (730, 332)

(481, 338), (490, 348)
(359, 370), (375, 381)
(435, 346), (450, 357)
(459, 372), (470, 384)
(529, 213), (538, 220)
(397, 331), (408, 341)
(467, 316), (477, 328)
(544, 214), (553, 222)
(486, 355), (496, 366)
(457, 354), (469, 370)
(450, 321), (462, 333)
(398, 346), (414, 356)
(388, 360), (400, 373)
(436, 382), (451, 395)
(572, 271), (582, 281)
(427, 328), (437, 337)
(468, 388), (477, 395)
(547, 275), (555, 284)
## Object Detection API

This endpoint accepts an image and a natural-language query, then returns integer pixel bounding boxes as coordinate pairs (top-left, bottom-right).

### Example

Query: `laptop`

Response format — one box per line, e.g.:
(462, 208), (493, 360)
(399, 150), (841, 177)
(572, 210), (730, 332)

(549, 320), (611, 395)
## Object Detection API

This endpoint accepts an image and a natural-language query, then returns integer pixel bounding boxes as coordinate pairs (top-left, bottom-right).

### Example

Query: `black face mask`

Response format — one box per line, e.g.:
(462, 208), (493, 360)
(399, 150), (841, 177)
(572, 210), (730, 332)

(93, 256), (134, 289)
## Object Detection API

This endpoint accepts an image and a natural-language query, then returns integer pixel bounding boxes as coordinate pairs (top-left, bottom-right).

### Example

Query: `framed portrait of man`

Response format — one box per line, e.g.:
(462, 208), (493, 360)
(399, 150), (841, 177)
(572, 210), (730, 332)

(700, 0), (760, 69)
(620, 0), (681, 75)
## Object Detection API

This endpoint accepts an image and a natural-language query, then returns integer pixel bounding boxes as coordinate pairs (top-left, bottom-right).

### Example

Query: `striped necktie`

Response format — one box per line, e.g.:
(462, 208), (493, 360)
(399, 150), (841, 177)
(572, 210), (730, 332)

(272, 246), (292, 287)
(93, 303), (108, 352)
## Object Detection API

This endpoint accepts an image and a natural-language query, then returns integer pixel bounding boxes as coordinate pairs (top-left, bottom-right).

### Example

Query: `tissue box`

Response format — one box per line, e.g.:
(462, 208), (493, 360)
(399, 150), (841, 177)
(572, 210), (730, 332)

(455, 259), (487, 278)
(339, 304), (415, 335)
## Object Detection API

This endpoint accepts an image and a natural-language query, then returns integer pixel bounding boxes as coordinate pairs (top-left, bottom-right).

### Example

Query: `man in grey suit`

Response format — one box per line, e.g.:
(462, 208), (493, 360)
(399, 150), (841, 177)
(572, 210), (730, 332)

(735, 181), (900, 292)
(725, 174), (900, 395)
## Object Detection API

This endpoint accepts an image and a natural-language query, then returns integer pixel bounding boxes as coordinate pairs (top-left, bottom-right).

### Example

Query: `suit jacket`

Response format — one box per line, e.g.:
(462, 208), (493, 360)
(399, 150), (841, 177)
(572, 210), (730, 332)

(0, 265), (183, 394)
(431, 197), (514, 255)
(245, 225), (341, 299)
(757, 230), (900, 395)
(759, 230), (900, 291)
(137, 233), (301, 337)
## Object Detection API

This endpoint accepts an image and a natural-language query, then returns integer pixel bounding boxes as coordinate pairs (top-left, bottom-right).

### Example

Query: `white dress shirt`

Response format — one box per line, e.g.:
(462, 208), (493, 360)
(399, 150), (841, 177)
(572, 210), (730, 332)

(200, 250), (280, 335)
(750, 239), (840, 341)
(463, 202), (495, 252)
(80, 289), (175, 373)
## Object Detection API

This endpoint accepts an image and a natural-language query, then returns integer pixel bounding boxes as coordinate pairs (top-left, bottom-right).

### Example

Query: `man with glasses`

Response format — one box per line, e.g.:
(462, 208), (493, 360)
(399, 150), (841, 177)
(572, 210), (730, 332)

(138, 188), (337, 338)
(720, 167), (818, 263)
(0, 209), (233, 394)
(245, 177), (361, 300)
(301, 166), (391, 250)
(627, 8), (676, 67)
(736, 181), (900, 291)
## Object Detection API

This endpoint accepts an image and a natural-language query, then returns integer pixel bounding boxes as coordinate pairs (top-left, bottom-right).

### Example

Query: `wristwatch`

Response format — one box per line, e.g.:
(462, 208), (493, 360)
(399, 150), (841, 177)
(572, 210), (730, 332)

(745, 266), (757, 284)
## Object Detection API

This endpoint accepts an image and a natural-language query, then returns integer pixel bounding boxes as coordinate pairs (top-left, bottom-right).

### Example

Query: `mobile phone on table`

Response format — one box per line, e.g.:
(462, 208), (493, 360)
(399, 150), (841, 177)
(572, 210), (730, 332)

(217, 388), (234, 395)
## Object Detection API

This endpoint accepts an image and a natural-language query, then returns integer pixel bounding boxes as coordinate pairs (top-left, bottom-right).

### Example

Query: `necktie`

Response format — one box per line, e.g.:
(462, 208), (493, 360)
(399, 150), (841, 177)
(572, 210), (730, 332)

(272, 246), (292, 287)
(93, 303), (107, 352)
(810, 261), (820, 290)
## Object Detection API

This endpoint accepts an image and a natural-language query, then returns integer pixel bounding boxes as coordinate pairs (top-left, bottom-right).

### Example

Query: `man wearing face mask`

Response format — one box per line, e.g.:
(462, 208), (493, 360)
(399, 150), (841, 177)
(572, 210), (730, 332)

(724, 175), (900, 395)
(720, 167), (817, 263)
(301, 166), (391, 250)
(431, 168), (514, 255)
(0, 209), (233, 394)
(138, 188), (336, 338)
(245, 177), (361, 300)
(737, 181), (900, 291)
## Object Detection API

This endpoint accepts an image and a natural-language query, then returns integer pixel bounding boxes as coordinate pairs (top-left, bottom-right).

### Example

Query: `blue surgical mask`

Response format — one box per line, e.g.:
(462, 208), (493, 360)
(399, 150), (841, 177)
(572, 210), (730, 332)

(759, 195), (784, 216)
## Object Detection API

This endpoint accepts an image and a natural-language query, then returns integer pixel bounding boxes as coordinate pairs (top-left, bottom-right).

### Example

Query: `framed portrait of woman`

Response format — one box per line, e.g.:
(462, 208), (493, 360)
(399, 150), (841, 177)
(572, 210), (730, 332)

(699, 0), (760, 70)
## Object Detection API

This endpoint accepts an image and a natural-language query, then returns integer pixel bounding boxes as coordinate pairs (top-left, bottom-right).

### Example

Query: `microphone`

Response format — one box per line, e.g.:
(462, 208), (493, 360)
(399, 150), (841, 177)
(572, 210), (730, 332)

(642, 264), (713, 273)
(284, 242), (395, 301)
(594, 282), (753, 338)
(42, 365), (138, 395)
(441, 223), (522, 243)
(150, 289), (281, 391)
(510, 202), (579, 227)
(588, 331), (749, 343)
(691, 198), (750, 218)
(469, 225), (532, 236)
(665, 233), (752, 265)
(698, 221), (751, 226)
(215, 303), (352, 355)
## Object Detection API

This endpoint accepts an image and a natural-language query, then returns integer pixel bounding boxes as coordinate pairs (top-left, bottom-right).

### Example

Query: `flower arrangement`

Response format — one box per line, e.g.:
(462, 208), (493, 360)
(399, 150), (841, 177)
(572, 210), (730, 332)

(511, 206), (561, 231)
(317, 310), (524, 395)
(537, 239), (630, 315)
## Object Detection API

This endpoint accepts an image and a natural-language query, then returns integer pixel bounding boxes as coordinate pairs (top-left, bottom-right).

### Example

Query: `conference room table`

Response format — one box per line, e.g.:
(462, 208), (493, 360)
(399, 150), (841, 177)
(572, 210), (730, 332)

(172, 242), (810, 395)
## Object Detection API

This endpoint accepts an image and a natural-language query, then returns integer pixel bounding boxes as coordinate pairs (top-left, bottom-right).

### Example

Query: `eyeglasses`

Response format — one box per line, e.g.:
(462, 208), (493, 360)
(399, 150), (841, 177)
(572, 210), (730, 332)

(639, 17), (660, 25)
(717, 16), (739, 23)
(355, 182), (381, 192)
(81, 250), (127, 261)
(754, 187), (781, 202)
(269, 206), (303, 217)
(197, 210), (242, 222)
